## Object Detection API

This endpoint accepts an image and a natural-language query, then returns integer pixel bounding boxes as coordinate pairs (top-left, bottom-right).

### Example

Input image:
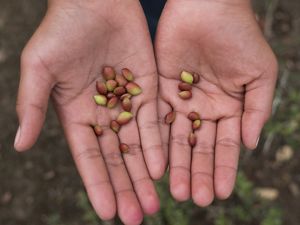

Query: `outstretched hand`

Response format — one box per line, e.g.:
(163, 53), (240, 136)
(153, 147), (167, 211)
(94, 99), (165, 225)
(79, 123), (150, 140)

(15, 1), (165, 224)
(156, 0), (277, 206)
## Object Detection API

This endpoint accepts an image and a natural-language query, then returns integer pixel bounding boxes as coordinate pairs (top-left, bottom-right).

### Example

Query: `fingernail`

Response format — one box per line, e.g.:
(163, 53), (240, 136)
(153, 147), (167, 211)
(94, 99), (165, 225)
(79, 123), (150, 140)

(14, 126), (21, 147)
(255, 136), (260, 148)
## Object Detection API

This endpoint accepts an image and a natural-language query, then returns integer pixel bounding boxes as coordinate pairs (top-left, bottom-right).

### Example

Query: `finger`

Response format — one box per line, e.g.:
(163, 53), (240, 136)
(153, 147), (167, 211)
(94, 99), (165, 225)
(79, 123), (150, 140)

(192, 120), (216, 207)
(158, 98), (172, 164)
(64, 123), (116, 220)
(137, 100), (166, 180)
(214, 116), (241, 199)
(15, 53), (55, 151)
(99, 128), (143, 225)
(119, 120), (160, 215)
(169, 112), (192, 201)
(242, 63), (278, 149)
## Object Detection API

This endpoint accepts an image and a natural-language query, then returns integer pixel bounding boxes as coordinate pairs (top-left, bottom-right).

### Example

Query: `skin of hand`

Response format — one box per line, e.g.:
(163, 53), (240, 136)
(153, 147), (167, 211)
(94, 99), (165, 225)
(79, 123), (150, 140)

(14, 0), (166, 224)
(156, 0), (278, 206)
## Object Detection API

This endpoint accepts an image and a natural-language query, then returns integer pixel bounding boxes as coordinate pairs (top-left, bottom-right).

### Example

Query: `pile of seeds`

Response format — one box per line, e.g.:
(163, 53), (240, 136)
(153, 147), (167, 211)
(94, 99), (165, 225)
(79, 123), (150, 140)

(164, 70), (202, 147)
(92, 67), (142, 153)
(178, 71), (200, 100)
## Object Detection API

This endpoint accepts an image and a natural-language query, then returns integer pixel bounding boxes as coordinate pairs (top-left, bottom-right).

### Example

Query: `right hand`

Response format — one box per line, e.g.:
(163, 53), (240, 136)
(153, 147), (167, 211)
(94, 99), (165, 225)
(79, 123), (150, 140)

(15, 1), (165, 224)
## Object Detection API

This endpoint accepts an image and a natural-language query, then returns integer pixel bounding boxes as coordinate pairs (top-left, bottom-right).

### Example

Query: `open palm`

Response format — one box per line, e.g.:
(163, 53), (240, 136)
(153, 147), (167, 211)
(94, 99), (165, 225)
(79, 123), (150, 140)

(15, 1), (165, 224)
(156, 0), (277, 206)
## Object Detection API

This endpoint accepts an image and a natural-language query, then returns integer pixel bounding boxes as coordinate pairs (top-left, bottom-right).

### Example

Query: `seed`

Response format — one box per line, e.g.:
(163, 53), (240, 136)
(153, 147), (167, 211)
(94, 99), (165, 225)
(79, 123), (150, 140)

(178, 82), (192, 91)
(122, 68), (134, 81)
(110, 120), (120, 133)
(192, 120), (201, 130)
(115, 74), (128, 87)
(107, 96), (118, 109)
(103, 66), (116, 80)
(107, 93), (116, 99)
(94, 95), (107, 106)
(193, 73), (200, 84)
(96, 81), (107, 95)
(188, 112), (200, 121)
(116, 111), (133, 125)
(106, 80), (118, 92)
(120, 143), (129, 154)
(126, 82), (142, 96)
(165, 111), (176, 124)
(188, 132), (197, 147)
(122, 97), (132, 112)
(93, 124), (103, 136)
(180, 71), (194, 84)
(114, 86), (126, 96)
(120, 93), (132, 100)
(178, 91), (192, 99)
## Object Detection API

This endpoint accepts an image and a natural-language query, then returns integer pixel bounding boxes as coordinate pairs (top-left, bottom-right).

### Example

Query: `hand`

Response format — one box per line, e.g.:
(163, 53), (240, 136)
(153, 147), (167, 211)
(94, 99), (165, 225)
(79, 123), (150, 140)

(15, 0), (165, 224)
(156, 0), (277, 206)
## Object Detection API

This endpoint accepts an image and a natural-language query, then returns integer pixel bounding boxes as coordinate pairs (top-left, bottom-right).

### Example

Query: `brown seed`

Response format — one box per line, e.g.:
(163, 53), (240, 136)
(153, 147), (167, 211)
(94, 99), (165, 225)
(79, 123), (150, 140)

(188, 132), (197, 147)
(188, 112), (200, 121)
(116, 111), (133, 125)
(178, 82), (192, 91)
(106, 80), (118, 92)
(120, 93), (132, 101)
(93, 124), (103, 136)
(107, 96), (118, 109)
(122, 97), (132, 112)
(103, 66), (116, 80)
(192, 120), (201, 130)
(120, 143), (129, 154)
(193, 73), (200, 84)
(122, 68), (134, 81)
(165, 111), (176, 124)
(107, 93), (116, 99)
(96, 81), (107, 95)
(115, 74), (128, 87)
(126, 82), (142, 96)
(110, 120), (120, 133)
(114, 86), (126, 96)
(178, 91), (192, 100)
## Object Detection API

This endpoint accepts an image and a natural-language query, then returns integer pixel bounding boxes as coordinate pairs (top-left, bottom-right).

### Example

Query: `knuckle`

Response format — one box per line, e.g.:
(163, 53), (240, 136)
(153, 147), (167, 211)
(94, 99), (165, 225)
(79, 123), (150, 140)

(194, 141), (214, 154)
(74, 147), (102, 162)
(171, 134), (190, 148)
(103, 152), (124, 167)
(216, 138), (240, 149)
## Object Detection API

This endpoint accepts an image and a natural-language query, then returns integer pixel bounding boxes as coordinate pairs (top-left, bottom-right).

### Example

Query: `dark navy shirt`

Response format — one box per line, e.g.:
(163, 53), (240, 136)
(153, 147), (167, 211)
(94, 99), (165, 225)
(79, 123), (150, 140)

(140, 0), (166, 39)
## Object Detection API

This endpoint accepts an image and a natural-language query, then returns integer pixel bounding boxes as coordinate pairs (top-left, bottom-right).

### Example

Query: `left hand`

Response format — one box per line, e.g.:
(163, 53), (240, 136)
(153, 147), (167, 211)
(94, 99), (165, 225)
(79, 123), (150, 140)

(155, 0), (278, 206)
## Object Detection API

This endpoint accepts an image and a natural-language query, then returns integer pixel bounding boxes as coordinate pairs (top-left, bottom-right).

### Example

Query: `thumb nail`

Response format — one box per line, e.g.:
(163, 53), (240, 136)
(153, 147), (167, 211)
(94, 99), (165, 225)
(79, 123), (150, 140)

(255, 136), (260, 148)
(14, 126), (21, 148)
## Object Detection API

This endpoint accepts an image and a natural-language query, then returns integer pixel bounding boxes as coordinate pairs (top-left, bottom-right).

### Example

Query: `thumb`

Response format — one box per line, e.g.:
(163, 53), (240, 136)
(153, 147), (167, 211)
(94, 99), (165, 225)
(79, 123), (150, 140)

(242, 62), (278, 150)
(15, 51), (54, 151)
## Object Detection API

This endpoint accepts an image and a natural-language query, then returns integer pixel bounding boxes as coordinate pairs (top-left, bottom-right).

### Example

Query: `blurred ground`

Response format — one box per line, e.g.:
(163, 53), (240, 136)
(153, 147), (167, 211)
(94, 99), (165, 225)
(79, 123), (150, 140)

(0, 0), (299, 225)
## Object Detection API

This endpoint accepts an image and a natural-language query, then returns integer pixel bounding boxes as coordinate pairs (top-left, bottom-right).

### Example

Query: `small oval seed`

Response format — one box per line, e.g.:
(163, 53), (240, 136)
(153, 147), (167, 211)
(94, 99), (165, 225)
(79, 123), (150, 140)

(165, 111), (176, 124)
(188, 112), (200, 121)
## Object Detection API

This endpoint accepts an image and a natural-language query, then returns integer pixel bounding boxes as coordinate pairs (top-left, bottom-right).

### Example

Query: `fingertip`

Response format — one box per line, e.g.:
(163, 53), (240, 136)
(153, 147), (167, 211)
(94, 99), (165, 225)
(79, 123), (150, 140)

(192, 177), (214, 207)
(149, 160), (166, 180)
(214, 168), (236, 200)
(143, 193), (160, 215)
(170, 183), (190, 202)
(120, 203), (144, 225)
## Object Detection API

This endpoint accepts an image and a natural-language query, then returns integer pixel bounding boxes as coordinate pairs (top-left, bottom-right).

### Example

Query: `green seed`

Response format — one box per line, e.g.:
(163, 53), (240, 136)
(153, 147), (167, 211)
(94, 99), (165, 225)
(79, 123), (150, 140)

(117, 111), (133, 125)
(192, 120), (201, 130)
(122, 68), (134, 81)
(180, 71), (194, 84)
(106, 80), (118, 92)
(94, 95), (107, 106)
(126, 82), (142, 96)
